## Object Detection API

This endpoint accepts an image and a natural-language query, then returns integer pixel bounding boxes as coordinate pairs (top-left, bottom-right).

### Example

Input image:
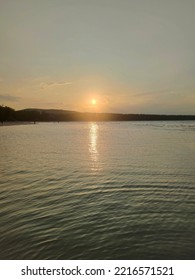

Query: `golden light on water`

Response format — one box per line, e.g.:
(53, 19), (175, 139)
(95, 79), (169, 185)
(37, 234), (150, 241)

(89, 122), (98, 160)
(89, 122), (99, 172)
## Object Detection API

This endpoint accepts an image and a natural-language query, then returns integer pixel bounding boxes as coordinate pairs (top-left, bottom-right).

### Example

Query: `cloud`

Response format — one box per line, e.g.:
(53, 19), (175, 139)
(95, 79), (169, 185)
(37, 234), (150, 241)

(134, 90), (170, 96)
(133, 89), (173, 97)
(40, 81), (72, 89)
(0, 95), (21, 102)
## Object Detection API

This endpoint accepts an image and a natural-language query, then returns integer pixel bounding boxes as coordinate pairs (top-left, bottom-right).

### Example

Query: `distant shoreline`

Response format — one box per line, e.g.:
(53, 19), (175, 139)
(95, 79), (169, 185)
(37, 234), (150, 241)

(1, 119), (195, 127)
(0, 121), (35, 127)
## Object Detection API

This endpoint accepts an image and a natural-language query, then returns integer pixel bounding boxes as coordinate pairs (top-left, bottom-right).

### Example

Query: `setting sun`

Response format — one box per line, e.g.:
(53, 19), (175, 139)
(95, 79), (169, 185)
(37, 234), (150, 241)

(91, 99), (97, 105)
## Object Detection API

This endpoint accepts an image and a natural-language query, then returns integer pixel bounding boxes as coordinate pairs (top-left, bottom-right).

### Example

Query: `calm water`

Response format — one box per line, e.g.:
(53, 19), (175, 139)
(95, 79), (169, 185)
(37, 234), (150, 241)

(0, 121), (195, 260)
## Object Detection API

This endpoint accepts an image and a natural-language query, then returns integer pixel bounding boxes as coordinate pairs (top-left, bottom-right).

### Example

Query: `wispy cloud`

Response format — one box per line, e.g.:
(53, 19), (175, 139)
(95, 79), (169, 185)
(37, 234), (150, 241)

(133, 88), (191, 98)
(40, 81), (72, 89)
(0, 95), (21, 101)
(133, 89), (175, 97)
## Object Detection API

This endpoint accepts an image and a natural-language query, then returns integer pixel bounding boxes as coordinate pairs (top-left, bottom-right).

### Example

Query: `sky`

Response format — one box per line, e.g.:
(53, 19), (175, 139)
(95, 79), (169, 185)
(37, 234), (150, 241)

(0, 0), (195, 114)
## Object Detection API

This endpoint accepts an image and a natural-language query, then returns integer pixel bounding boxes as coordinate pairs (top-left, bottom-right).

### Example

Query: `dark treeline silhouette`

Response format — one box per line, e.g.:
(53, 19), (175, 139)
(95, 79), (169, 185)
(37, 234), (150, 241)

(0, 105), (15, 123)
(1, 105), (195, 123)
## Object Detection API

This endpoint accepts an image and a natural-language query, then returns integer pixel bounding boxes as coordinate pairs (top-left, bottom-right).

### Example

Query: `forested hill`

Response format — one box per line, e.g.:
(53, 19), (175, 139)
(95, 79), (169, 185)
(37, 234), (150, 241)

(1, 105), (195, 122)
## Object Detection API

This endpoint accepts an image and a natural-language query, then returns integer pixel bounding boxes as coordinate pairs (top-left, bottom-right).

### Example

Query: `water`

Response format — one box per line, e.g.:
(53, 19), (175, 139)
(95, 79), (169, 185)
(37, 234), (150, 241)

(0, 121), (195, 259)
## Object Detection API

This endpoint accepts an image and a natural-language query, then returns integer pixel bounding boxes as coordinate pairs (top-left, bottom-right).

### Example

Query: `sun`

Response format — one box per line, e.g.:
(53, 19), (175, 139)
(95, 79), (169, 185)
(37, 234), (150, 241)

(91, 99), (97, 105)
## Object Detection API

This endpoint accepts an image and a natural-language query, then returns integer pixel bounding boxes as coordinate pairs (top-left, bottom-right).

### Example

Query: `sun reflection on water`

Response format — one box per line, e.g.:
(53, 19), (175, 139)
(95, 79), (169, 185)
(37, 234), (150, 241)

(89, 122), (99, 172)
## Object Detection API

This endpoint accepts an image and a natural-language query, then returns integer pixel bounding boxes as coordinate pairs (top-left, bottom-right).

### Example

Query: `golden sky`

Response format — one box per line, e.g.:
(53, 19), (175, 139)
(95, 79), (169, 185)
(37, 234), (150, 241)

(0, 0), (195, 114)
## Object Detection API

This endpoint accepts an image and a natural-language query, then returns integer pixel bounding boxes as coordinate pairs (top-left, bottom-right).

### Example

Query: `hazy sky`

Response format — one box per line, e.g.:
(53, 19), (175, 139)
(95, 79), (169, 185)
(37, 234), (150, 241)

(0, 0), (195, 114)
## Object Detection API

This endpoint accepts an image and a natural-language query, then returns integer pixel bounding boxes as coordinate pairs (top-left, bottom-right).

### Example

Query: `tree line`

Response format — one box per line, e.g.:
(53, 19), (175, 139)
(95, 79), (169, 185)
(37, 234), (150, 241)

(1, 105), (195, 123)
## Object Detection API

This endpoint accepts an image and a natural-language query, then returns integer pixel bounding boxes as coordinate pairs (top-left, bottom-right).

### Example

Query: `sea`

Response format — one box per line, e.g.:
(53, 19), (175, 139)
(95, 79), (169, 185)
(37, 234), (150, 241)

(0, 121), (195, 259)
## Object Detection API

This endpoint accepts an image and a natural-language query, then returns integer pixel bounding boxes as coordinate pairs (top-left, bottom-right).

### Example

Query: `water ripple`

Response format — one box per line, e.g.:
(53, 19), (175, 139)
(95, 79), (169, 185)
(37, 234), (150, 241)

(0, 121), (195, 259)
